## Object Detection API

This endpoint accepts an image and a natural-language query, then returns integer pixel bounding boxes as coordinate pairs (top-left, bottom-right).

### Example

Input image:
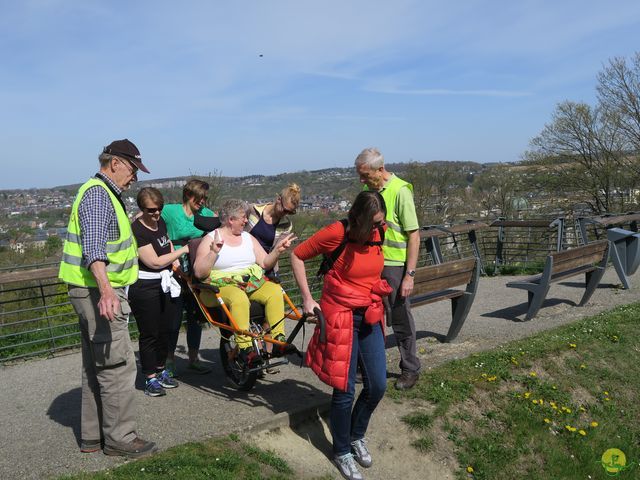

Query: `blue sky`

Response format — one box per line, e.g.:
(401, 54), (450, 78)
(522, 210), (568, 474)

(2, 1), (640, 189)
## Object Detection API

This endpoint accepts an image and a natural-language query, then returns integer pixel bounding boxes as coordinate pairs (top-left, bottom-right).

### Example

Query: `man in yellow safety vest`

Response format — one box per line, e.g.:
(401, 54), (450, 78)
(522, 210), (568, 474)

(355, 148), (421, 390)
(59, 139), (156, 458)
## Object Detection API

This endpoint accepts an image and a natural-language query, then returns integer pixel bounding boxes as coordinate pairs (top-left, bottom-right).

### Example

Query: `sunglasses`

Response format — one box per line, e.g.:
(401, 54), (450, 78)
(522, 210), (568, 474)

(279, 196), (297, 215)
(144, 207), (162, 214)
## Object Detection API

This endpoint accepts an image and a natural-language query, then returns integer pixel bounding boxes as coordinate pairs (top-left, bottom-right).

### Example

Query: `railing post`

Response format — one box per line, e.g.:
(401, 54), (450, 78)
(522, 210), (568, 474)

(495, 217), (505, 266)
(39, 282), (56, 354)
(466, 220), (486, 275)
(423, 226), (444, 265)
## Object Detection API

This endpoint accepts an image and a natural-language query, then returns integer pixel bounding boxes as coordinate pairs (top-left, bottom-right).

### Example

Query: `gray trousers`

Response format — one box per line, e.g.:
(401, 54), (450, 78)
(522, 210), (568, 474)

(382, 265), (420, 374)
(68, 286), (138, 445)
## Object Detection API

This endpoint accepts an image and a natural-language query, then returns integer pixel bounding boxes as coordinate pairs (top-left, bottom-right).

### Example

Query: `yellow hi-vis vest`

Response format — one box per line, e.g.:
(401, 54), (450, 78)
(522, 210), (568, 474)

(365, 175), (413, 264)
(58, 178), (138, 288)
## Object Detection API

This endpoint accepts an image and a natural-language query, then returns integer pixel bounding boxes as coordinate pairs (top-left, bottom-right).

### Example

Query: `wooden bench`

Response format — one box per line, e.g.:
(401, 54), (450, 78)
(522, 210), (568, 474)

(403, 257), (479, 342)
(506, 240), (610, 320)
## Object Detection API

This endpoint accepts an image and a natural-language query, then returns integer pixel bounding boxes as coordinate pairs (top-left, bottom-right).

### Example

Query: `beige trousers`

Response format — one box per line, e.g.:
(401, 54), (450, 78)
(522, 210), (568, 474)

(69, 286), (138, 446)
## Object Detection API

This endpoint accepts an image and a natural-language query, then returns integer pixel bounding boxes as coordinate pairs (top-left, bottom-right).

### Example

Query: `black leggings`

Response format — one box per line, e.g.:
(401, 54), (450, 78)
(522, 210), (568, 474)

(129, 278), (179, 375)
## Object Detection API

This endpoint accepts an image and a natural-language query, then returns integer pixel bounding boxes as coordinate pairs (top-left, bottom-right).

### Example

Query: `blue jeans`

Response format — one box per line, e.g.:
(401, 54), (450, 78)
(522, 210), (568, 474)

(330, 312), (387, 456)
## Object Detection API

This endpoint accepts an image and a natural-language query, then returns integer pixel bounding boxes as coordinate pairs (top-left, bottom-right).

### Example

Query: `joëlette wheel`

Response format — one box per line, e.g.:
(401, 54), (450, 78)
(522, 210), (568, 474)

(219, 333), (258, 391)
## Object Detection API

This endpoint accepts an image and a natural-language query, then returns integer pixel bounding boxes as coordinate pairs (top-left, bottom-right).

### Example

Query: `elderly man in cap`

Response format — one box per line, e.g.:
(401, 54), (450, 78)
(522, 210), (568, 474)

(59, 139), (156, 458)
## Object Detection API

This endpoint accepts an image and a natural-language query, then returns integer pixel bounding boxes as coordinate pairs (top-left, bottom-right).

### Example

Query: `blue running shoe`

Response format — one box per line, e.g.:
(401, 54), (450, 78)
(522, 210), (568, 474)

(157, 369), (179, 389)
(144, 376), (166, 397)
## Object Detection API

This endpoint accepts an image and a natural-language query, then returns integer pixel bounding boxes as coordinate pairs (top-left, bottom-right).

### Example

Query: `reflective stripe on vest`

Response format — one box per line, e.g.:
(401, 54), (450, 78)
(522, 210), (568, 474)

(58, 178), (138, 287)
(364, 175), (413, 263)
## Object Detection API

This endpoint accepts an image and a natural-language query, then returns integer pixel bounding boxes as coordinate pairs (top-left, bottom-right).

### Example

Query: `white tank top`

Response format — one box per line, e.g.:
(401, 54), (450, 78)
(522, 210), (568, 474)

(210, 230), (256, 272)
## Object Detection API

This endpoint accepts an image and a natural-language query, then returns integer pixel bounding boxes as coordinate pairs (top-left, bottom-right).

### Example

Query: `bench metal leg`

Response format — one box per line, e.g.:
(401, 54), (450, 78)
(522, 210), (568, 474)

(579, 267), (606, 306)
(524, 285), (550, 321)
(609, 244), (630, 290)
(445, 292), (473, 342)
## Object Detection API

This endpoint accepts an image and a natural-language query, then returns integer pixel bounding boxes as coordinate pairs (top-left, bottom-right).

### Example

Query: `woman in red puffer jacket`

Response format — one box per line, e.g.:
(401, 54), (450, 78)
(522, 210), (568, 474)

(291, 191), (392, 480)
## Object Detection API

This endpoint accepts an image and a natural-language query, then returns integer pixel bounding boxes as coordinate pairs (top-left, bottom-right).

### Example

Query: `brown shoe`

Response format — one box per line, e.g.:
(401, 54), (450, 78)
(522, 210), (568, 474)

(80, 439), (101, 453)
(394, 371), (419, 390)
(104, 437), (157, 459)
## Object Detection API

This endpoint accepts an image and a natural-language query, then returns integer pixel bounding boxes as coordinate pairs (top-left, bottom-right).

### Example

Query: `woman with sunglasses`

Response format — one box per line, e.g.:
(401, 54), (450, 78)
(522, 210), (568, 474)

(128, 187), (189, 397)
(290, 191), (391, 480)
(161, 179), (216, 376)
(247, 183), (300, 255)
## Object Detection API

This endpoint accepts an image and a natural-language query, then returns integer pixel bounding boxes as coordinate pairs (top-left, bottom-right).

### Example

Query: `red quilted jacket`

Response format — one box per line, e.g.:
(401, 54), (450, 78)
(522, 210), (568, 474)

(305, 270), (392, 391)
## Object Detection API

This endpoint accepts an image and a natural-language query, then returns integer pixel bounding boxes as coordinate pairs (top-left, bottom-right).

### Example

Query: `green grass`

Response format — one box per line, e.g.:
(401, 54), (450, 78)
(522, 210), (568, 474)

(58, 435), (297, 480)
(390, 302), (640, 479)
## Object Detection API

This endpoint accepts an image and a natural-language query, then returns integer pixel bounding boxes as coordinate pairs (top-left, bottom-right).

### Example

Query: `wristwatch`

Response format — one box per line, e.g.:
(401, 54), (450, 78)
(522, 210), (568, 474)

(406, 269), (416, 277)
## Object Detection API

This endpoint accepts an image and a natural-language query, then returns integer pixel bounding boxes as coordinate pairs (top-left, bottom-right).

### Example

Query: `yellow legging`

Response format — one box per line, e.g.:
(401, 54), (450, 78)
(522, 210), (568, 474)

(218, 281), (285, 349)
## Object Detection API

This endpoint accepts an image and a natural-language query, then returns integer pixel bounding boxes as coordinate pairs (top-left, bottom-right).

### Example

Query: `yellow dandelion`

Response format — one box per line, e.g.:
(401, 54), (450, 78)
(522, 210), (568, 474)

(544, 418), (551, 423)
(605, 397), (611, 402)
(578, 430), (587, 436)
(529, 372), (537, 377)
(552, 385), (557, 390)
(590, 421), (598, 427)
(532, 399), (539, 405)
(569, 343), (577, 348)
(481, 373), (487, 378)
(552, 404), (558, 410)
(579, 406), (586, 412)
(524, 392), (532, 399)
(539, 399), (544, 405)
(565, 425), (577, 432)
(603, 391), (609, 395)
(580, 364), (586, 369)
(550, 401), (556, 407)
(467, 466), (474, 473)
(487, 375), (497, 382)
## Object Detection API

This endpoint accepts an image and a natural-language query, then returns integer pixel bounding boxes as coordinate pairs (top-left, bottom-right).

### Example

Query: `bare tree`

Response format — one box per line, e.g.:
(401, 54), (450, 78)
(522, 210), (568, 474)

(525, 101), (627, 214)
(472, 164), (521, 219)
(597, 53), (640, 151)
(406, 161), (465, 225)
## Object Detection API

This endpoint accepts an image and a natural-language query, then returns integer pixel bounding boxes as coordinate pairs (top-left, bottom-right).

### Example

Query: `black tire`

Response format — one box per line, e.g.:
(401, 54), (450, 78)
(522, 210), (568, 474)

(219, 333), (258, 391)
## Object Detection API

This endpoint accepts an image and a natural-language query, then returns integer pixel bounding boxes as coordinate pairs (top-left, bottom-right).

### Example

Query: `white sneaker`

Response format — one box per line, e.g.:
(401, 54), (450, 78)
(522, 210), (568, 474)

(333, 453), (363, 480)
(351, 438), (372, 467)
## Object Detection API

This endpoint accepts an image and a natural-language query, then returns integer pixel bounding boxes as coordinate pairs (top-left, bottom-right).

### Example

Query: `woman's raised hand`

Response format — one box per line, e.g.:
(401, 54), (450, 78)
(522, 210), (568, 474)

(210, 229), (224, 254)
(274, 232), (297, 254)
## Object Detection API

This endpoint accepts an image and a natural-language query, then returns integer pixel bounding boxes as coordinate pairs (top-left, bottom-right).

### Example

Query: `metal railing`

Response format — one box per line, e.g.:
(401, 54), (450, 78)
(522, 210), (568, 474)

(0, 213), (619, 362)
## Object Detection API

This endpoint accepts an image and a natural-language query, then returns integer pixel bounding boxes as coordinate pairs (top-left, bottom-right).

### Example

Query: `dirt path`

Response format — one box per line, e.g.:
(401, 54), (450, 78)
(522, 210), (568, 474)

(1, 268), (639, 479)
(241, 269), (640, 479)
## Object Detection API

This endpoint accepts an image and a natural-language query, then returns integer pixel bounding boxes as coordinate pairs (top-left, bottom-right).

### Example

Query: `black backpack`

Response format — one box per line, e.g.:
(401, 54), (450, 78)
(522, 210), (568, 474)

(316, 219), (385, 278)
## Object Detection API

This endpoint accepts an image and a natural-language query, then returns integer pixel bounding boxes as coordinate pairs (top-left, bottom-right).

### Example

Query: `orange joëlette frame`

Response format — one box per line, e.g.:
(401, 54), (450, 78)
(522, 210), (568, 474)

(181, 270), (303, 350)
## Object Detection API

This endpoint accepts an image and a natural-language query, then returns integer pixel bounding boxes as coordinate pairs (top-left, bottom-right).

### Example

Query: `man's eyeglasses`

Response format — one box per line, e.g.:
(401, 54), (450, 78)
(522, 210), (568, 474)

(118, 157), (138, 176)
(144, 207), (162, 214)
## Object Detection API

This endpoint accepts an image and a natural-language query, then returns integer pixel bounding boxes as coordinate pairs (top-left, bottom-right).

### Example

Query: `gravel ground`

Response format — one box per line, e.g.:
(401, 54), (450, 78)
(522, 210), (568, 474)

(1, 268), (638, 480)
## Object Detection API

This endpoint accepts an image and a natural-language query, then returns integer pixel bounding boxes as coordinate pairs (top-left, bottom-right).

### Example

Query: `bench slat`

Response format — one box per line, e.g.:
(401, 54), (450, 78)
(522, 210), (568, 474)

(412, 289), (465, 307)
(413, 258), (476, 295)
(550, 240), (607, 262)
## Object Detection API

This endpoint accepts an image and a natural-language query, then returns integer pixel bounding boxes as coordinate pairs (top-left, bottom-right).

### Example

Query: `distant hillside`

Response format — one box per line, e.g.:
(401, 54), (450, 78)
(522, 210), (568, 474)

(1, 160), (485, 206)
